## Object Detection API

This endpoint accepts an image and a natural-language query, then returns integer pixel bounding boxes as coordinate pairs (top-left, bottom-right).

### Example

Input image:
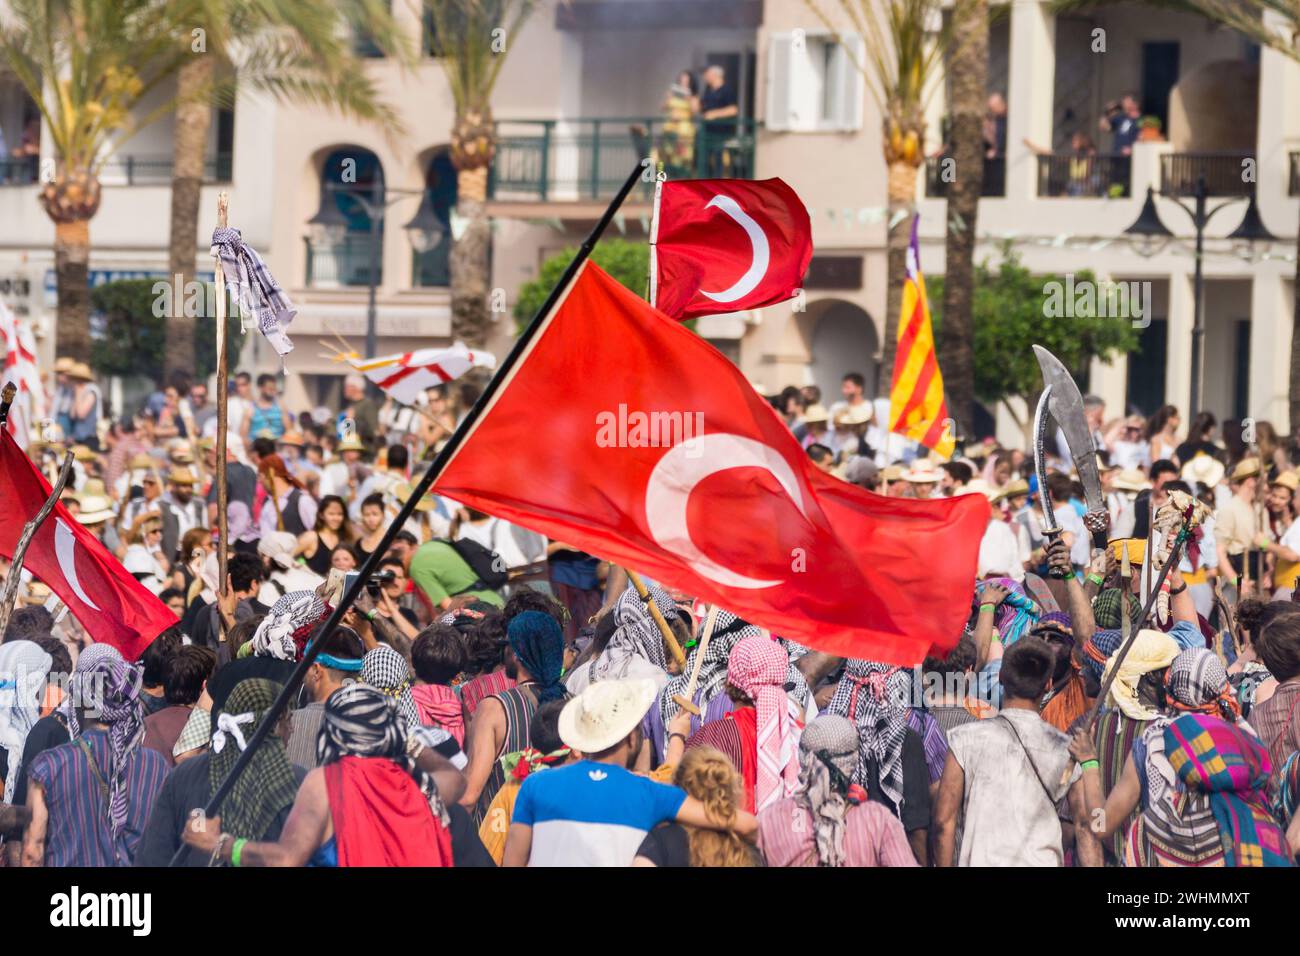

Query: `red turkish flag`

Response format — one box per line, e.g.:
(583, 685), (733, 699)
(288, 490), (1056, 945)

(435, 263), (987, 665)
(0, 430), (177, 661)
(654, 177), (813, 321)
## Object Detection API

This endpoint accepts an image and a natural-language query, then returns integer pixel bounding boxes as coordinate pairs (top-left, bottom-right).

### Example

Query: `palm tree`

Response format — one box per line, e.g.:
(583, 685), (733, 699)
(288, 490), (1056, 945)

(809, 0), (955, 383)
(426, 0), (537, 350)
(0, 0), (195, 362)
(162, 1), (410, 381)
(936, 0), (989, 439)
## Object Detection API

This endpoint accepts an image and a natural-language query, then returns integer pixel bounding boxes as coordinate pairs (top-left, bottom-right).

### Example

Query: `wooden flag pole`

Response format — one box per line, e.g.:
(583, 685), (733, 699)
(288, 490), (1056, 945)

(172, 161), (650, 865)
(672, 604), (719, 716)
(213, 193), (230, 627)
(625, 568), (686, 669)
(0, 450), (74, 638)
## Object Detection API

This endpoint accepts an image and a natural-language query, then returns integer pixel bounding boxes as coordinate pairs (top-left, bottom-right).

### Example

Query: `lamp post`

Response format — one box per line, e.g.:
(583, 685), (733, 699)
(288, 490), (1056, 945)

(1123, 175), (1276, 419)
(307, 178), (444, 360)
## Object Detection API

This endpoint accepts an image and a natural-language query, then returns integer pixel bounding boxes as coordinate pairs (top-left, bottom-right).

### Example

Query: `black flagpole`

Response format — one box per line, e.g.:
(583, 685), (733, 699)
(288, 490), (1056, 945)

(170, 160), (647, 864)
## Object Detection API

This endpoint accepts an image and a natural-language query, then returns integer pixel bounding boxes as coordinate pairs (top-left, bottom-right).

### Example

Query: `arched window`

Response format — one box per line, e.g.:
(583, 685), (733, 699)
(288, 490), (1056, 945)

(411, 151), (457, 287)
(306, 147), (384, 288)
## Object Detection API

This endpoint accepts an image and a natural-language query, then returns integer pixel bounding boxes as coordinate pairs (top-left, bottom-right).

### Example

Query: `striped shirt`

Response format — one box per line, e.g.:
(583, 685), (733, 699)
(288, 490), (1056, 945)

(756, 797), (918, 867)
(1251, 679), (1300, 784)
(27, 729), (170, 867)
(460, 669), (515, 719)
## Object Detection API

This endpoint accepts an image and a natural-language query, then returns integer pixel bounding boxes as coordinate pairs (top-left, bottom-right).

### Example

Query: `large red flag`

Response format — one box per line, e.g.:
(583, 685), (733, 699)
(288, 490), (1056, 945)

(435, 262), (987, 665)
(0, 430), (176, 660)
(653, 177), (812, 322)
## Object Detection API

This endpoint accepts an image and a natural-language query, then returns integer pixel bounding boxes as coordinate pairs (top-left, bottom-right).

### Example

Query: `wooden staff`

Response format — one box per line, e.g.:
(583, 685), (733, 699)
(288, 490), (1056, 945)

(0, 450), (74, 637)
(672, 604), (719, 716)
(625, 568), (686, 668)
(213, 193), (230, 627)
(1119, 545), (1131, 647)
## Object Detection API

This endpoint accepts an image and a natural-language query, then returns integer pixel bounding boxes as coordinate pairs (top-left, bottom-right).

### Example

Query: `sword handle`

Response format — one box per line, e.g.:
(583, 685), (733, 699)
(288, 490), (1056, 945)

(1044, 529), (1072, 579)
(1083, 509), (1110, 553)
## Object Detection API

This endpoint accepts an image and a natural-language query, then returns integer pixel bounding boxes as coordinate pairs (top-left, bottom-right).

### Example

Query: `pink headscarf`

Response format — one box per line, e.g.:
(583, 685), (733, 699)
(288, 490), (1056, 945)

(727, 636), (801, 811)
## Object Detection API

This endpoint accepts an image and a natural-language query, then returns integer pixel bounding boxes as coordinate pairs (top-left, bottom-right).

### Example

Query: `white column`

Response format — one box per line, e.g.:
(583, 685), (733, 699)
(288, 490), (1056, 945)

(1089, 352), (1127, 418)
(1249, 269), (1292, 432)
(1165, 270), (1193, 416)
(1005, 0), (1056, 201)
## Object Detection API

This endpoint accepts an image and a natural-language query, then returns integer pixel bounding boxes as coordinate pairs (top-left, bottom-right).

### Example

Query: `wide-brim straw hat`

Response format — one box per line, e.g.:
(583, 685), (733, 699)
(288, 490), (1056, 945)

(394, 481), (436, 512)
(833, 403), (873, 427)
(1230, 456), (1261, 482)
(168, 466), (198, 486)
(128, 452), (155, 471)
(68, 361), (94, 382)
(991, 478), (1030, 503)
(75, 494), (115, 524)
(559, 678), (658, 754)
(801, 403), (830, 425)
(71, 444), (96, 462)
(1181, 454), (1225, 489)
(1271, 470), (1300, 492)
(1112, 468), (1152, 493)
(901, 460), (941, 483)
(336, 436), (367, 453)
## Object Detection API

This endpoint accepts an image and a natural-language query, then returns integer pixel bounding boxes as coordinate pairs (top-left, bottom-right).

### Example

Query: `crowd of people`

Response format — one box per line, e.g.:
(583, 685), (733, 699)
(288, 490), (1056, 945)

(0, 361), (1298, 868)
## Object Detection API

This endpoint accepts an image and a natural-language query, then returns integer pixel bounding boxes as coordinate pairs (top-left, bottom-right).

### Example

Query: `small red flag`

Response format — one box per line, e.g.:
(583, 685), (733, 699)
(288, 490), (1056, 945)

(0, 430), (177, 660)
(435, 262), (986, 665)
(654, 177), (812, 321)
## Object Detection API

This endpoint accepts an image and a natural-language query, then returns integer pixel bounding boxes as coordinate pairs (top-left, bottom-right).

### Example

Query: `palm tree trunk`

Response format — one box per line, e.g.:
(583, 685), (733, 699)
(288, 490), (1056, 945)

(880, 161), (920, 391)
(451, 164), (491, 349)
(938, 0), (988, 440)
(1291, 207), (1300, 433)
(165, 55), (214, 383)
(53, 219), (92, 362)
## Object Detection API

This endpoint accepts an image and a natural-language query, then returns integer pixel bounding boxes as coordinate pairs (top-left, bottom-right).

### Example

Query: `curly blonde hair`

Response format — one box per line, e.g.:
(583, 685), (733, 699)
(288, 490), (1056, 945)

(673, 747), (757, 868)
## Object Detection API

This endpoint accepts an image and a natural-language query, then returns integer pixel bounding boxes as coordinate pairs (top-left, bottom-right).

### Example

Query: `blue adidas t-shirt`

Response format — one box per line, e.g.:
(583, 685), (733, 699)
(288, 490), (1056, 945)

(513, 760), (687, 866)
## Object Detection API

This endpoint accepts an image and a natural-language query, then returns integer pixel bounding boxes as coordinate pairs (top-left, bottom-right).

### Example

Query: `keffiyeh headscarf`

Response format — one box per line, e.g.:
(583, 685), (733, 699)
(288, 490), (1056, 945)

(826, 660), (912, 811)
(251, 590), (330, 661)
(172, 706), (211, 759)
(1094, 587), (1144, 631)
(208, 678), (298, 846)
(659, 610), (762, 724)
(508, 611), (566, 703)
(211, 226), (296, 357)
(69, 656), (146, 862)
(59, 643), (124, 739)
(0, 640), (54, 803)
(318, 683), (449, 827)
(1081, 628), (1124, 682)
(360, 645), (420, 728)
(796, 715), (863, 868)
(727, 636), (801, 812)
(1102, 629), (1179, 720)
(1165, 648), (1240, 722)
(591, 584), (675, 681)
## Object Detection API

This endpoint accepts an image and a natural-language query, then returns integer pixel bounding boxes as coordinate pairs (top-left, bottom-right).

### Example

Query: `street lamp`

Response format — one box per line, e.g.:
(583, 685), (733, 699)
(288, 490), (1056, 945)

(1123, 176), (1277, 419)
(308, 179), (428, 361)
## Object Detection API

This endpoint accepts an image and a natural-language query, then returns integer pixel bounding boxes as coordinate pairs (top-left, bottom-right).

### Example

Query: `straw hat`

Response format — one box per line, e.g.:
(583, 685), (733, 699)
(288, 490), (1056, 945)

(53, 357), (75, 374)
(991, 478), (1030, 503)
(75, 485), (116, 524)
(1230, 457), (1261, 482)
(278, 432), (305, 448)
(901, 459), (941, 483)
(71, 444), (96, 462)
(1112, 468), (1152, 493)
(169, 440), (195, 463)
(68, 361), (94, 382)
(882, 464), (905, 483)
(1181, 454), (1225, 489)
(128, 452), (155, 471)
(336, 435), (367, 454)
(168, 466), (198, 486)
(833, 403), (873, 427)
(1271, 470), (1300, 492)
(801, 403), (830, 425)
(558, 678), (659, 754)
(393, 481), (436, 512)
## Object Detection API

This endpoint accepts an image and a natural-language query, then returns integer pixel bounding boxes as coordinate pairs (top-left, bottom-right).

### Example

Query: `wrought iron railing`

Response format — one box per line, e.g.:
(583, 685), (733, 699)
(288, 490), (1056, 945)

(1035, 153), (1131, 198)
(923, 155), (1005, 198)
(305, 233), (382, 288)
(1160, 152), (1255, 198)
(412, 241), (450, 288)
(488, 117), (758, 201)
(0, 152), (233, 187)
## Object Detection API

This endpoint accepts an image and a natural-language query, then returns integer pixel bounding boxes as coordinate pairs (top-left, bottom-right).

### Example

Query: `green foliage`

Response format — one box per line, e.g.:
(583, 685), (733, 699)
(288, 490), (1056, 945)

(513, 239), (649, 332)
(90, 279), (246, 383)
(929, 243), (1140, 409)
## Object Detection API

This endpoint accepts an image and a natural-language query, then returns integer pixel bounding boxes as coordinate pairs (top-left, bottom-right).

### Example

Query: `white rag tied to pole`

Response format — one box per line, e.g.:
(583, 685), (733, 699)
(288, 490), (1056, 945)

(210, 226), (297, 358)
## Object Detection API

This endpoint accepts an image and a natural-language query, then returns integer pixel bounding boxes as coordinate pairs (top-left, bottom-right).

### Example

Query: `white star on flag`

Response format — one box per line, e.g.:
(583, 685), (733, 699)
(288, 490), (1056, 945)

(351, 343), (496, 406)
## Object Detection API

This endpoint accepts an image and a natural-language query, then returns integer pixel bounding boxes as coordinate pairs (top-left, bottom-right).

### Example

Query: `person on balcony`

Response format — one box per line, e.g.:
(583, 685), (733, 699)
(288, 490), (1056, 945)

(1100, 93), (1142, 156)
(660, 70), (698, 179)
(699, 65), (738, 177)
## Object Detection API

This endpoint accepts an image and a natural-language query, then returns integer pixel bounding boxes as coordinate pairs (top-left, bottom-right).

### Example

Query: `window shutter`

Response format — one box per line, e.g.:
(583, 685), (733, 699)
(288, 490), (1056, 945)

(766, 32), (795, 131)
(838, 34), (866, 131)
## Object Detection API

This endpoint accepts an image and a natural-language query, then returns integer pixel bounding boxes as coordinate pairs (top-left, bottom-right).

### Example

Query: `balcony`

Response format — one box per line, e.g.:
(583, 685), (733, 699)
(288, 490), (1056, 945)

(412, 242), (449, 288)
(488, 117), (757, 202)
(0, 152), (234, 187)
(923, 156), (1005, 199)
(1290, 151), (1299, 197)
(1035, 154), (1131, 198)
(305, 234), (381, 288)
(1160, 152), (1255, 198)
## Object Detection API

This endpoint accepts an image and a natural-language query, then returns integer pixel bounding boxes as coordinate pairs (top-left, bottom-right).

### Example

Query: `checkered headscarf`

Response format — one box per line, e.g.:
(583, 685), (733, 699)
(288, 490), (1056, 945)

(591, 583), (675, 681)
(825, 660), (911, 810)
(211, 226), (296, 357)
(360, 645), (420, 728)
(251, 591), (330, 661)
(728, 636), (801, 812)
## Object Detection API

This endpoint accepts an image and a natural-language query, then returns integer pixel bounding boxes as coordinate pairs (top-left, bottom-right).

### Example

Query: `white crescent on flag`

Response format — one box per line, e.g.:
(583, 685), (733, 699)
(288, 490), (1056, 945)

(351, 343), (497, 406)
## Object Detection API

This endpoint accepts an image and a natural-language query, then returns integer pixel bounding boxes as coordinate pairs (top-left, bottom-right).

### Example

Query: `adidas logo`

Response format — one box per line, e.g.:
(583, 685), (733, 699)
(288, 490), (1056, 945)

(588, 769), (608, 781)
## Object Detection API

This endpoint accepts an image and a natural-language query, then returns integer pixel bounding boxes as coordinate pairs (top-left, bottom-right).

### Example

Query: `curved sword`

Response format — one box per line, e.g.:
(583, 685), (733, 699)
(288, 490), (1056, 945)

(1033, 386), (1059, 535)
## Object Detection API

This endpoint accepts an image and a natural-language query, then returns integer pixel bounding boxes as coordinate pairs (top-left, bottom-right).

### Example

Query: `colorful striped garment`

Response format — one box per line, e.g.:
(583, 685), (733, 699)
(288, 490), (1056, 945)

(906, 709), (949, 784)
(757, 796), (919, 868)
(1163, 714), (1292, 868)
(1093, 707), (1148, 864)
(460, 669), (515, 720)
(26, 729), (170, 867)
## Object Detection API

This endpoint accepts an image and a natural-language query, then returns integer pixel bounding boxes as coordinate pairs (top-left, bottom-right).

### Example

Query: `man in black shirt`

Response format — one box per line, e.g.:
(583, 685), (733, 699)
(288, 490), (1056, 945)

(699, 64), (739, 176)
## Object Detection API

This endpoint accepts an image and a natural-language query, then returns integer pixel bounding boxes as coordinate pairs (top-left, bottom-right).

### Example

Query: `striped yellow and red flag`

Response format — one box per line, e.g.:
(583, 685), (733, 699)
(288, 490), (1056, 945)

(888, 216), (955, 458)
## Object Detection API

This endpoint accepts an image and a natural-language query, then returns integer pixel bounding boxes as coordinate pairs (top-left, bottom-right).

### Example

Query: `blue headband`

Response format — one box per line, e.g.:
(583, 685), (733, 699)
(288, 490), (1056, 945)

(316, 653), (363, 672)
